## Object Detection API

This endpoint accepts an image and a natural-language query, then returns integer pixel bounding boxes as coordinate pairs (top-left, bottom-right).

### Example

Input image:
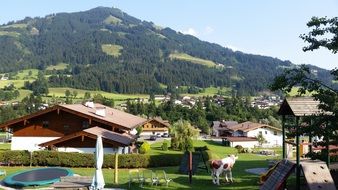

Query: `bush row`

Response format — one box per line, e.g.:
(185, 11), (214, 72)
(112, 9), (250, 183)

(0, 150), (183, 168)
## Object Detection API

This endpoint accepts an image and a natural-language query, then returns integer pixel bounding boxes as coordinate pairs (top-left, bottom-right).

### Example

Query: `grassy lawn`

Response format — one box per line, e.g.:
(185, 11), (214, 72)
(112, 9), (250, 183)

(14, 69), (39, 80)
(0, 143), (10, 150)
(0, 140), (284, 189)
(0, 31), (20, 37)
(48, 87), (148, 100)
(288, 87), (313, 96)
(46, 63), (69, 71)
(169, 53), (216, 68)
(0, 23), (27, 29)
(0, 80), (33, 89)
(104, 15), (122, 25)
(181, 86), (231, 97)
(101, 44), (123, 57)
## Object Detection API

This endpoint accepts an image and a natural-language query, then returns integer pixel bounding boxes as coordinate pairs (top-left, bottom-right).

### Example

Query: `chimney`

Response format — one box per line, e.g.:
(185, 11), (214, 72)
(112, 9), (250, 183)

(84, 101), (95, 108)
(95, 107), (106, 117)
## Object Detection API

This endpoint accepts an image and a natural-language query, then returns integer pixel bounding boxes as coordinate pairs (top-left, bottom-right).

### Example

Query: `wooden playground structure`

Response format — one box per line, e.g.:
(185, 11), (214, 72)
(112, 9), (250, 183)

(261, 97), (337, 190)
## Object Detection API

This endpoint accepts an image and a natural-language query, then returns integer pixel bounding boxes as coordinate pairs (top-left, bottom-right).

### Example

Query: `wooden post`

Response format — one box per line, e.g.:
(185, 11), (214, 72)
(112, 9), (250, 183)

(309, 119), (313, 154)
(295, 116), (300, 190)
(114, 153), (118, 184)
(282, 115), (286, 159)
(189, 151), (192, 184)
(325, 135), (330, 168)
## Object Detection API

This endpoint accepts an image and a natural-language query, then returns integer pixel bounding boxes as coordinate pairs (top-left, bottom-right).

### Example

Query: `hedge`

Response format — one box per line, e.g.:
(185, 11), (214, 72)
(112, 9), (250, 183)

(0, 150), (183, 168)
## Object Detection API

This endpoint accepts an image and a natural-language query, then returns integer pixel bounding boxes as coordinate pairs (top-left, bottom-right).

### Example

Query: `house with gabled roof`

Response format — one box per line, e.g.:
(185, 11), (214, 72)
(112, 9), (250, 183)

(211, 120), (238, 137)
(212, 120), (283, 148)
(141, 117), (170, 137)
(228, 121), (283, 147)
(0, 102), (147, 154)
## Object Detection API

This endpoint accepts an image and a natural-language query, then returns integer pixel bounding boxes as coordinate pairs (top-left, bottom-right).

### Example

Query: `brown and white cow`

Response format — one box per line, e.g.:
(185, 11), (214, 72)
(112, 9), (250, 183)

(210, 154), (238, 185)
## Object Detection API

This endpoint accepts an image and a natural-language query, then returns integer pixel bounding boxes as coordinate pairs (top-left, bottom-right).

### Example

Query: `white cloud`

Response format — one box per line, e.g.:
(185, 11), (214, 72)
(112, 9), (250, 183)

(181, 28), (198, 36)
(204, 26), (214, 34)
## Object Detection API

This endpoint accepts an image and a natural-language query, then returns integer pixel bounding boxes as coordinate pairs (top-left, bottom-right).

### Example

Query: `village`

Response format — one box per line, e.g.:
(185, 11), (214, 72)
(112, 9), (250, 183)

(0, 2), (337, 190)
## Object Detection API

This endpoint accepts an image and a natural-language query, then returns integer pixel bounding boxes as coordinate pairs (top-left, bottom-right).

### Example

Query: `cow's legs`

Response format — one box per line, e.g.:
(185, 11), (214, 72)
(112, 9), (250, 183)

(216, 173), (220, 185)
(229, 170), (233, 183)
(211, 170), (216, 184)
(224, 170), (229, 183)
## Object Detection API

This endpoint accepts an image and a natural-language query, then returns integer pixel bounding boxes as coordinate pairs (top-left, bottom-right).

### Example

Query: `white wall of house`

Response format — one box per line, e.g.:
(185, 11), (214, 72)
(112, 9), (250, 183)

(11, 137), (59, 151)
(246, 127), (282, 146)
(11, 137), (130, 154)
(230, 141), (258, 148)
(140, 130), (168, 137)
(57, 147), (129, 154)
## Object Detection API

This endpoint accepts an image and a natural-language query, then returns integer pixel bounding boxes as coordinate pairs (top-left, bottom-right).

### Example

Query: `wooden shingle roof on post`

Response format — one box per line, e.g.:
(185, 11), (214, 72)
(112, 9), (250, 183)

(278, 97), (322, 116)
(39, 126), (135, 147)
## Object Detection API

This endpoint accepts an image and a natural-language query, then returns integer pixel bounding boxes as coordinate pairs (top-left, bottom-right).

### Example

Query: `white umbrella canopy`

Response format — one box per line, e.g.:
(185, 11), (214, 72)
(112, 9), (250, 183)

(91, 135), (105, 190)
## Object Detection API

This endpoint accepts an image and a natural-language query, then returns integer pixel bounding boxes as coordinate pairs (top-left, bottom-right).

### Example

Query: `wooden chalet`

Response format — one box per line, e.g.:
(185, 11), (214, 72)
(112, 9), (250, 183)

(141, 117), (170, 136)
(0, 102), (147, 153)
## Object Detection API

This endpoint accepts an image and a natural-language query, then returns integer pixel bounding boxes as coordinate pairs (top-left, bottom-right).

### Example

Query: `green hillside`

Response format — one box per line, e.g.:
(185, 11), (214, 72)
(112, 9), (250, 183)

(169, 53), (216, 67)
(0, 6), (334, 95)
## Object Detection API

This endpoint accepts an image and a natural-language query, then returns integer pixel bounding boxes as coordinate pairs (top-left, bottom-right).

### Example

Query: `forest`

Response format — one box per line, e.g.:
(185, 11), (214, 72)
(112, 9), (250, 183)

(0, 7), (335, 95)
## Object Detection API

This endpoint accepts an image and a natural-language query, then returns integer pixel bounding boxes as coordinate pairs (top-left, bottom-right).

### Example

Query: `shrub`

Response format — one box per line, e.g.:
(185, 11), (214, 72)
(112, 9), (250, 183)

(161, 140), (169, 151)
(235, 145), (244, 154)
(139, 141), (151, 154)
(205, 150), (220, 160)
(0, 150), (182, 168)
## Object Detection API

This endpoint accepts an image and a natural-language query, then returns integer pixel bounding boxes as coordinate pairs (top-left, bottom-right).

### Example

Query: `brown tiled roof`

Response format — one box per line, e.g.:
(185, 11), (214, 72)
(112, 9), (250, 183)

(60, 103), (147, 129)
(212, 121), (238, 131)
(39, 126), (135, 147)
(150, 117), (170, 127)
(229, 121), (282, 132)
(0, 103), (147, 131)
(278, 97), (323, 116)
(223, 137), (257, 142)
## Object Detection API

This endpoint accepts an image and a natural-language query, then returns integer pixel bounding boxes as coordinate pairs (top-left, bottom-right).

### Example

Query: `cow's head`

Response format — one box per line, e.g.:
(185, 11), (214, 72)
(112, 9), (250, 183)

(228, 154), (238, 162)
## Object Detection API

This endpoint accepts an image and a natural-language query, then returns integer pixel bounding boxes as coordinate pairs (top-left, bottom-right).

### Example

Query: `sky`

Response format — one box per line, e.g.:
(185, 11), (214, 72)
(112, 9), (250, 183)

(0, 0), (337, 70)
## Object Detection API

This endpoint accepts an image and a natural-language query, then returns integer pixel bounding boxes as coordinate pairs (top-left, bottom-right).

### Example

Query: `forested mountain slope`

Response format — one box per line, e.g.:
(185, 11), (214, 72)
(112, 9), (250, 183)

(0, 7), (332, 95)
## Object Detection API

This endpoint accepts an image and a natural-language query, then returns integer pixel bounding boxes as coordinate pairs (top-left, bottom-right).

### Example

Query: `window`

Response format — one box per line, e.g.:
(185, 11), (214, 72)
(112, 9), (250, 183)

(42, 121), (49, 128)
(64, 125), (70, 133)
(274, 131), (277, 135)
(82, 121), (89, 129)
(265, 131), (267, 135)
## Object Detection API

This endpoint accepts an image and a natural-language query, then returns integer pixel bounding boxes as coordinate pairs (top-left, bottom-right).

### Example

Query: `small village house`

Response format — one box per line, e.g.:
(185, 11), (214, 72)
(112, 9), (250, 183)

(0, 102), (147, 154)
(140, 117), (170, 137)
(212, 121), (283, 148)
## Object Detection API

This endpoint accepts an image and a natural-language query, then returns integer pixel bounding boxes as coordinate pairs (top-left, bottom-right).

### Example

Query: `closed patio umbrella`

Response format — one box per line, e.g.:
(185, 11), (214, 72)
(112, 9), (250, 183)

(91, 135), (105, 190)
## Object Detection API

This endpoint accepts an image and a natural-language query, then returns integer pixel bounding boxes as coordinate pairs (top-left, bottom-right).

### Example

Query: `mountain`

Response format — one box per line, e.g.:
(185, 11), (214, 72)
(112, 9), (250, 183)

(0, 7), (333, 95)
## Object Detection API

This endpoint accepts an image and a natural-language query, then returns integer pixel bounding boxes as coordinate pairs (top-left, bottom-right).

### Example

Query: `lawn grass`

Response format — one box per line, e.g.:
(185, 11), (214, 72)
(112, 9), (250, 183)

(104, 15), (122, 25)
(48, 87), (148, 100)
(46, 63), (69, 71)
(288, 87), (313, 96)
(14, 69), (39, 80)
(0, 31), (20, 37)
(0, 80), (33, 89)
(0, 143), (10, 150)
(0, 23), (27, 29)
(169, 53), (216, 67)
(181, 86), (231, 97)
(0, 140), (295, 189)
(101, 44), (123, 57)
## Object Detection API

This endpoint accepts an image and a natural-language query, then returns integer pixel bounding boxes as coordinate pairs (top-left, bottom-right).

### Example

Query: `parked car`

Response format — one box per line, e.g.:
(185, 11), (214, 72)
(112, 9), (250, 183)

(161, 133), (169, 138)
(149, 135), (157, 141)
(156, 133), (161, 138)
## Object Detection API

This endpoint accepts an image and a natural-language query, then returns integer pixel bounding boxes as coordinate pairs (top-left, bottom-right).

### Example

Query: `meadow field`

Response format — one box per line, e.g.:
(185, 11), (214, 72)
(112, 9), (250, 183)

(0, 140), (287, 190)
